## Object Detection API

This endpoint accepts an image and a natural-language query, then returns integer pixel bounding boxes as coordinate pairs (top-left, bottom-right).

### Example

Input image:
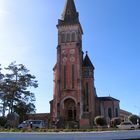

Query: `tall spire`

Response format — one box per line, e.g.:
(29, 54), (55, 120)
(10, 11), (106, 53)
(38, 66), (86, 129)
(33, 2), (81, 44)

(61, 0), (79, 23)
(83, 53), (94, 69)
(57, 0), (83, 34)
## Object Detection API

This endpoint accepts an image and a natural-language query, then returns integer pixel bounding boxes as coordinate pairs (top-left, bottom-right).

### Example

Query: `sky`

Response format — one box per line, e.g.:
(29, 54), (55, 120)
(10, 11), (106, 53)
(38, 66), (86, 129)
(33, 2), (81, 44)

(0, 0), (140, 115)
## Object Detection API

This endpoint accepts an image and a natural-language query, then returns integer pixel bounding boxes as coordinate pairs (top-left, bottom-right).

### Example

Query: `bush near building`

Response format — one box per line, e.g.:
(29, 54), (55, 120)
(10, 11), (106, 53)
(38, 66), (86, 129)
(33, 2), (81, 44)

(0, 117), (7, 127)
(111, 117), (121, 127)
(94, 116), (107, 126)
(128, 115), (140, 125)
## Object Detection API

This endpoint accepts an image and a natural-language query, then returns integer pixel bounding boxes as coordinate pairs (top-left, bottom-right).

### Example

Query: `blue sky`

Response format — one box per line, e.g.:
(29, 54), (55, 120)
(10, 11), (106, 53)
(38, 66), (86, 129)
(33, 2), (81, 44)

(0, 0), (140, 115)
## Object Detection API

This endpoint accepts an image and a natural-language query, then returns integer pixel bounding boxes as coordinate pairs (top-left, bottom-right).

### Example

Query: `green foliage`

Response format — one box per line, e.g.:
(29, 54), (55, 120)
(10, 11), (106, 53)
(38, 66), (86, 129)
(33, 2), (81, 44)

(0, 117), (7, 127)
(14, 101), (35, 122)
(0, 127), (121, 132)
(0, 62), (38, 118)
(128, 115), (140, 124)
(0, 65), (4, 81)
(94, 116), (107, 126)
(111, 117), (121, 127)
(0, 65), (6, 116)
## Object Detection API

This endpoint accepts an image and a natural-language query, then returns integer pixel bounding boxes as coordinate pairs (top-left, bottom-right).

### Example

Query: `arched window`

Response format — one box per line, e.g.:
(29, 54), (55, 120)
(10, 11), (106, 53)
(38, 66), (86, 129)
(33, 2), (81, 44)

(66, 33), (70, 42)
(61, 33), (65, 43)
(83, 82), (89, 112)
(71, 32), (76, 42)
(72, 64), (74, 89)
(85, 82), (89, 106)
(64, 65), (66, 89)
(115, 108), (118, 117)
(67, 10), (70, 15)
(57, 103), (60, 117)
(108, 108), (112, 119)
(84, 69), (89, 77)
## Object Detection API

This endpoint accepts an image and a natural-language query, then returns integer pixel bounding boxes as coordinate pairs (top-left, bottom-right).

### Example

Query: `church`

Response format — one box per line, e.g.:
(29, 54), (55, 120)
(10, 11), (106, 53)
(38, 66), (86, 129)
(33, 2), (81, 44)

(50, 0), (120, 128)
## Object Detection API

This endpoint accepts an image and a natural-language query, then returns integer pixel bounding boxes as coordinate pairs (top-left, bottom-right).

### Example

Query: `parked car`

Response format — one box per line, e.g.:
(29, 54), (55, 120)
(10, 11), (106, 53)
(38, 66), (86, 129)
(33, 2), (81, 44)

(116, 121), (139, 129)
(18, 120), (45, 129)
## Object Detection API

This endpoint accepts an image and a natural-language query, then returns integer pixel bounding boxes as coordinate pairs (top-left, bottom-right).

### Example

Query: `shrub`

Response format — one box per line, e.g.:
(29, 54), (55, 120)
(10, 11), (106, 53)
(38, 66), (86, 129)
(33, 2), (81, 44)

(128, 115), (140, 124)
(111, 117), (121, 127)
(94, 116), (106, 126)
(0, 117), (7, 127)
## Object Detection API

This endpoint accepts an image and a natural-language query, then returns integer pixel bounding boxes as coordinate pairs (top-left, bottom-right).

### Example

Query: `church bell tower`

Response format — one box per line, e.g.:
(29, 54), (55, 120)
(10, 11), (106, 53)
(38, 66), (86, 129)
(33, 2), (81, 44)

(50, 0), (96, 128)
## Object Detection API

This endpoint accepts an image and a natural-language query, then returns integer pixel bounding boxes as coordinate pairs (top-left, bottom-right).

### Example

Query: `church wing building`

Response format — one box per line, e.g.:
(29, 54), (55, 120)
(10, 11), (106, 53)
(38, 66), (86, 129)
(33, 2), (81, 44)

(50, 0), (120, 128)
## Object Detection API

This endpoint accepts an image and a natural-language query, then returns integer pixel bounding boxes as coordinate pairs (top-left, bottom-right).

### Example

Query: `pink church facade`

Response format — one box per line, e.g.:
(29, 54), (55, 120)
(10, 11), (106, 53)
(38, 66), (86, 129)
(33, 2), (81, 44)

(50, 0), (120, 128)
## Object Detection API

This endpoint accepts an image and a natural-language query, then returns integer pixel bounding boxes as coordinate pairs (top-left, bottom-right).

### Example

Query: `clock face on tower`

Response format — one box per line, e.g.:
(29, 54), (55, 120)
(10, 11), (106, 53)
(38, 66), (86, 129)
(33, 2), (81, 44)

(61, 49), (76, 63)
(62, 50), (66, 55)
(63, 57), (67, 62)
(62, 50), (67, 63)
(69, 49), (75, 62)
(69, 49), (75, 54)
(70, 57), (75, 62)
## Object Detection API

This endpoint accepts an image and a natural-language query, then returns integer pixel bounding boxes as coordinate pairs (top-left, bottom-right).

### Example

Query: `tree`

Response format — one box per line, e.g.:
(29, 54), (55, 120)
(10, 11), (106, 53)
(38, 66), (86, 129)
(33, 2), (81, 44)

(94, 116), (106, 126)
(0, 65), (6, 116)
(13, 101), (36, 122)
(0, 116), (7, 127)
(0, 65), (3, 80)
(128, 115), (140, 125)
(0, 62), (38, 116)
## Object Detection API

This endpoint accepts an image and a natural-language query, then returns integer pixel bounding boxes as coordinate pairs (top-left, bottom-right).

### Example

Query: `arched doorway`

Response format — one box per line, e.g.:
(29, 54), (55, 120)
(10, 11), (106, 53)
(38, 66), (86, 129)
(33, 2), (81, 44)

(64, 98), (76, 121)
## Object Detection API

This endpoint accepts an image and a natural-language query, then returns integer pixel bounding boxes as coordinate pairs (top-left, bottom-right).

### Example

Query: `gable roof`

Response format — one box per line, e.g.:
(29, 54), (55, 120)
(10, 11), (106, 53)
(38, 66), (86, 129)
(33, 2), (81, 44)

(97, 96), (120, 102)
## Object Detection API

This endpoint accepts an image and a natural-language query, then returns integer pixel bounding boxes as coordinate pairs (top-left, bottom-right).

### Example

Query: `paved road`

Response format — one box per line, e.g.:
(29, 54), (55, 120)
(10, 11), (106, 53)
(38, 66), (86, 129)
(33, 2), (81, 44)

(0, 130), (140, 140)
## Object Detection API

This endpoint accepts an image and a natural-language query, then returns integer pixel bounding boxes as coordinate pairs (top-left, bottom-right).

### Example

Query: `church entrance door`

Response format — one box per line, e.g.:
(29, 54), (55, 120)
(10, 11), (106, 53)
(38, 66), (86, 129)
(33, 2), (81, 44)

(64, 98), (76, 121)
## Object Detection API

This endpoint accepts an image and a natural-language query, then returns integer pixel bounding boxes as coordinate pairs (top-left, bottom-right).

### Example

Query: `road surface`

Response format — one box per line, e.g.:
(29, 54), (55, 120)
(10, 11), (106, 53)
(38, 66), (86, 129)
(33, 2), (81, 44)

(0, 130), (140, 140)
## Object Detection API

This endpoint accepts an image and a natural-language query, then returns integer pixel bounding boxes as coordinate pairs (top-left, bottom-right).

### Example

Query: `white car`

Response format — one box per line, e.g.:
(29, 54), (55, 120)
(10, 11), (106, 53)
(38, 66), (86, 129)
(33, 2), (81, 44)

(18, 120), (45, 129)
(117, 121), (139, 129)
